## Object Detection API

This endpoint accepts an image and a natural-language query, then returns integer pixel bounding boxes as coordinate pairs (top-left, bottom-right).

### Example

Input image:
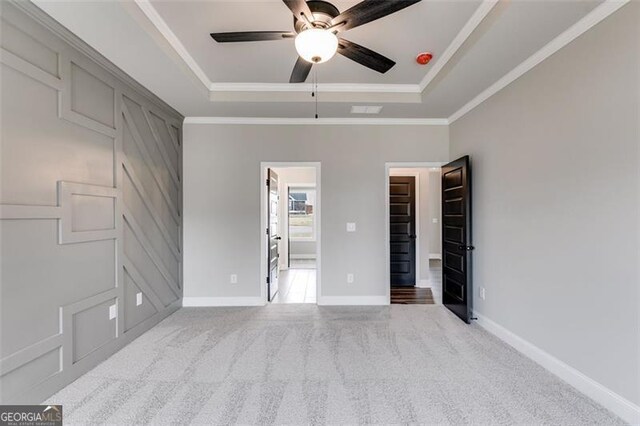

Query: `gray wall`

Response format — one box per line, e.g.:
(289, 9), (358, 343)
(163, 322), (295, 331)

(183, 124), (448, 303)
(450, 4), (639, 406)
(0, 2), (183, 403)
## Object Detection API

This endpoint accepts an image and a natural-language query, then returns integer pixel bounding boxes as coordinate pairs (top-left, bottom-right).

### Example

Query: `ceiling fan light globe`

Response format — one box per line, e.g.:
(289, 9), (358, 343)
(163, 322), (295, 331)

(295, 28), (338, 64)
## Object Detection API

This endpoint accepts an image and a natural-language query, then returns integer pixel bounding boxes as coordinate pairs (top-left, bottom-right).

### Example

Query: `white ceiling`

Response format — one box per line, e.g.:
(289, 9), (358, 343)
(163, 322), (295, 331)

(33, 0), (609, 120)
(149, 0), (481, 84)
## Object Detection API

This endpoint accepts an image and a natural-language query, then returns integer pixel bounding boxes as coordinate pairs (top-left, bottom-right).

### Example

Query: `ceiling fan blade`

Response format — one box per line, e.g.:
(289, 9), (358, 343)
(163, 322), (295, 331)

(282, 0), (314, 22)
(210, 31), (295, 43)
(331, 0), (421, 32)
(337, 39), (395, 74)
(290, 57), (312, 83)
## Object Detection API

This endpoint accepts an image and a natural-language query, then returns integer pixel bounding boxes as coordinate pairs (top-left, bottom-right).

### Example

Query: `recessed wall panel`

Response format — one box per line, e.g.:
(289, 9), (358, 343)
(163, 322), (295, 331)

(0, 220), (115, 358)
(70, 63), (115, 128)
(0, 348), (60, 400)
(70, 194), (115, 232)
(1, 20), (58, 77)
(72, 299), (116, 362)
(0, 67), (114, 205)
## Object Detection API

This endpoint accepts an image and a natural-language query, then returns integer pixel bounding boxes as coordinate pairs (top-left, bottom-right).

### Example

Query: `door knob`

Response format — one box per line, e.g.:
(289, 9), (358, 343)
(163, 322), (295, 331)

(458, 245), (475, 251)
(409, 235), (417, 239)
(275, 236), (282, 240)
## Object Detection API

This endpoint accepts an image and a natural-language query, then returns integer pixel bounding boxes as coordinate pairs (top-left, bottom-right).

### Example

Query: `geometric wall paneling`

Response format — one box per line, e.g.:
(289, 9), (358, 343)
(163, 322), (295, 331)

(60, 288), (118, 369)
(57, 181), (117, 244)
(0, 1), (182, 404)
(0, 47), (62, 91)
(122, 97), (179, 208)
(123, 268), (159, 332)
(0, 17), (59, 79)
(123, 162), (180, 259)
(59, 54), (117, 138)
(122, 177), (180, 284)
(122, 100), (180, 219)
(146, 109), (180, 185)
(121, 128), (180, 243)
(122, 207), (180, 295)
(123, 218), (180, 307)
(122, 257), (165, 312)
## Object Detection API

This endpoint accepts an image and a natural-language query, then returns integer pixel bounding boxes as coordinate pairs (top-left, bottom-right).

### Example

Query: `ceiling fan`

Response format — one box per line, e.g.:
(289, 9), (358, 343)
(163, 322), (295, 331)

(210, 0), (422, 83)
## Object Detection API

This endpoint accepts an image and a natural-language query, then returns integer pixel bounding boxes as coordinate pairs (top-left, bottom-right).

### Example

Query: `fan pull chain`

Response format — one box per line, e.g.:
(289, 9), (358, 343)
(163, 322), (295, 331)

(314, 68), (319, 119)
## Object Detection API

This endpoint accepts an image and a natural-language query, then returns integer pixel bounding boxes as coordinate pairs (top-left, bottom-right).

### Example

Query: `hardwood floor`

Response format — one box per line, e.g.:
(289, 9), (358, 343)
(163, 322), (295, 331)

(390, 287), (435, 304)
(271, 266), (316, 304)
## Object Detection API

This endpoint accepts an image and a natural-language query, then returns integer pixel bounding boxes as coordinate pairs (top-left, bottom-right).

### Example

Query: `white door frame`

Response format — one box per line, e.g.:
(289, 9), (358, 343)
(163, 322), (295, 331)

(385, 162), (444, 303)
(260, 162), (321, 304)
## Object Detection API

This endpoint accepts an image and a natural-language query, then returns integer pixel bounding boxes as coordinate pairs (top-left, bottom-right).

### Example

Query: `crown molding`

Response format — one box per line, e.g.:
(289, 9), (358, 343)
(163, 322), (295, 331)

(448, 0), (630, 124)
(184, 117), (449, 126)
(418, 0), (498, 92)
(209, 82), (420, 93)
(134, 0), (213, 90)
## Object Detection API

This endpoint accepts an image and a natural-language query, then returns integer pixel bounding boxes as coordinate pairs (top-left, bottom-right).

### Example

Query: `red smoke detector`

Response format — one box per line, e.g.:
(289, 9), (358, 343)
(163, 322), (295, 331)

(416, 52), (433, 65)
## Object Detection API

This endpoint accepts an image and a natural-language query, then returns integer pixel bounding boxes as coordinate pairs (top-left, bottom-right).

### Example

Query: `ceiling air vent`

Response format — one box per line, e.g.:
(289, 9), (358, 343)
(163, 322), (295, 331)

(350, 106), (383, 114)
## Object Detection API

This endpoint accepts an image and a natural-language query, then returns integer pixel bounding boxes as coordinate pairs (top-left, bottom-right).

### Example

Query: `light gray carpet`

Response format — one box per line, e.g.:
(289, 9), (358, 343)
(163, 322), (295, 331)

(47, 305), (623, 425)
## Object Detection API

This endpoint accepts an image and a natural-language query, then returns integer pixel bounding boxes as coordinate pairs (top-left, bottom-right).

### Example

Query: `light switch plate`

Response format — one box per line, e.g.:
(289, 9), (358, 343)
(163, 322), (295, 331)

(432, 218), (438, 224)
(347, 273), (354, 283)
(136, 292), (142, 306)
(230, 274), (238, 284)
(346, 223), (356, 232)
(109, 304), (117, 320)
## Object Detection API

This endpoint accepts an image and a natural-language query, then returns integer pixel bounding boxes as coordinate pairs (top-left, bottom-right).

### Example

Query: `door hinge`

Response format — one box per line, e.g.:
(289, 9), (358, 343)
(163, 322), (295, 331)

(266, 178), (269, 186)
(266, 276), (270, 284)
(266, 228), (269, 235)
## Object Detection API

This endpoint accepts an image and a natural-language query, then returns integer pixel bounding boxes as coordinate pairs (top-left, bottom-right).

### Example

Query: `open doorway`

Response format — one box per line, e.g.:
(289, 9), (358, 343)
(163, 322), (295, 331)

(386, 164), (443, 304)
(261, 164), (320, 304)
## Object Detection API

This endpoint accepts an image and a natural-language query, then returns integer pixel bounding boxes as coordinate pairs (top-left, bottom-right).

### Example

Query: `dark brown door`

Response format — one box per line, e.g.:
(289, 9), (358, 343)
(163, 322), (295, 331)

(267, 169), (280, 301)
(390, 176), (416, 287)
(441, 156), (474, 323)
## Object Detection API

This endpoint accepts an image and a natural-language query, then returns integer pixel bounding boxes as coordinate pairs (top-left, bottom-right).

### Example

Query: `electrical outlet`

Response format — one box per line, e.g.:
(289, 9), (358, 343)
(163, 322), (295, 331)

(480, 287), (486, 300)
(136, 292), (142, 306)
(109, 304), (117, 320)
(432, 218), (438, 224)
(230, 274), (238, 284)
(347, 273), (354, 284)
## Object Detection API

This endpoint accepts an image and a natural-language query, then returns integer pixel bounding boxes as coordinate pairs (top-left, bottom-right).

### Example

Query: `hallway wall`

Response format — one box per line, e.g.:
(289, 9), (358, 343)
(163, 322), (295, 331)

(449, 2), (639, 415)
(0, 2), (183, 403)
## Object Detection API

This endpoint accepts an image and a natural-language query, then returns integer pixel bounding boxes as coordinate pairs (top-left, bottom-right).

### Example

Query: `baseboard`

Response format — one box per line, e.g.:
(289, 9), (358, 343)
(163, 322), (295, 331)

(429, 254), (442, 260)
(182, 296), (265, 307)
(290, 254), (316, 260)
(473, 311), (640, 424)
(318, 296), (388, 306)
(416, 279), (432, 288)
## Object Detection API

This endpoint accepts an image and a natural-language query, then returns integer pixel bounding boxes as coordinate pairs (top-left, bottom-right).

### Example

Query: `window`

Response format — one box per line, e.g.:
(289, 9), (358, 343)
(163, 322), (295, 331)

(288, 187), (316, 240)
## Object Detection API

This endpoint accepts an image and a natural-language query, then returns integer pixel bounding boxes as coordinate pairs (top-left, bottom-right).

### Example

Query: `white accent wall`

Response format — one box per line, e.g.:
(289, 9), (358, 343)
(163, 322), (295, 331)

(450, 3), (639, 416)
(183, 124), (448, 305)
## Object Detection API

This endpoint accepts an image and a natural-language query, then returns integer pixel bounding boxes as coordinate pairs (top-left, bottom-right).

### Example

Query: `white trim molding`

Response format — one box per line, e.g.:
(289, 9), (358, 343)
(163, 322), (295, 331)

(474, 311), (640, 424)
(318, 296), (388, 306)
(419, 0), (498, 92)
(134, 0), (212, 91)
(448, 0), (630, 123)
(182, 297), (265, 307)
(184, 117), (448, 126)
